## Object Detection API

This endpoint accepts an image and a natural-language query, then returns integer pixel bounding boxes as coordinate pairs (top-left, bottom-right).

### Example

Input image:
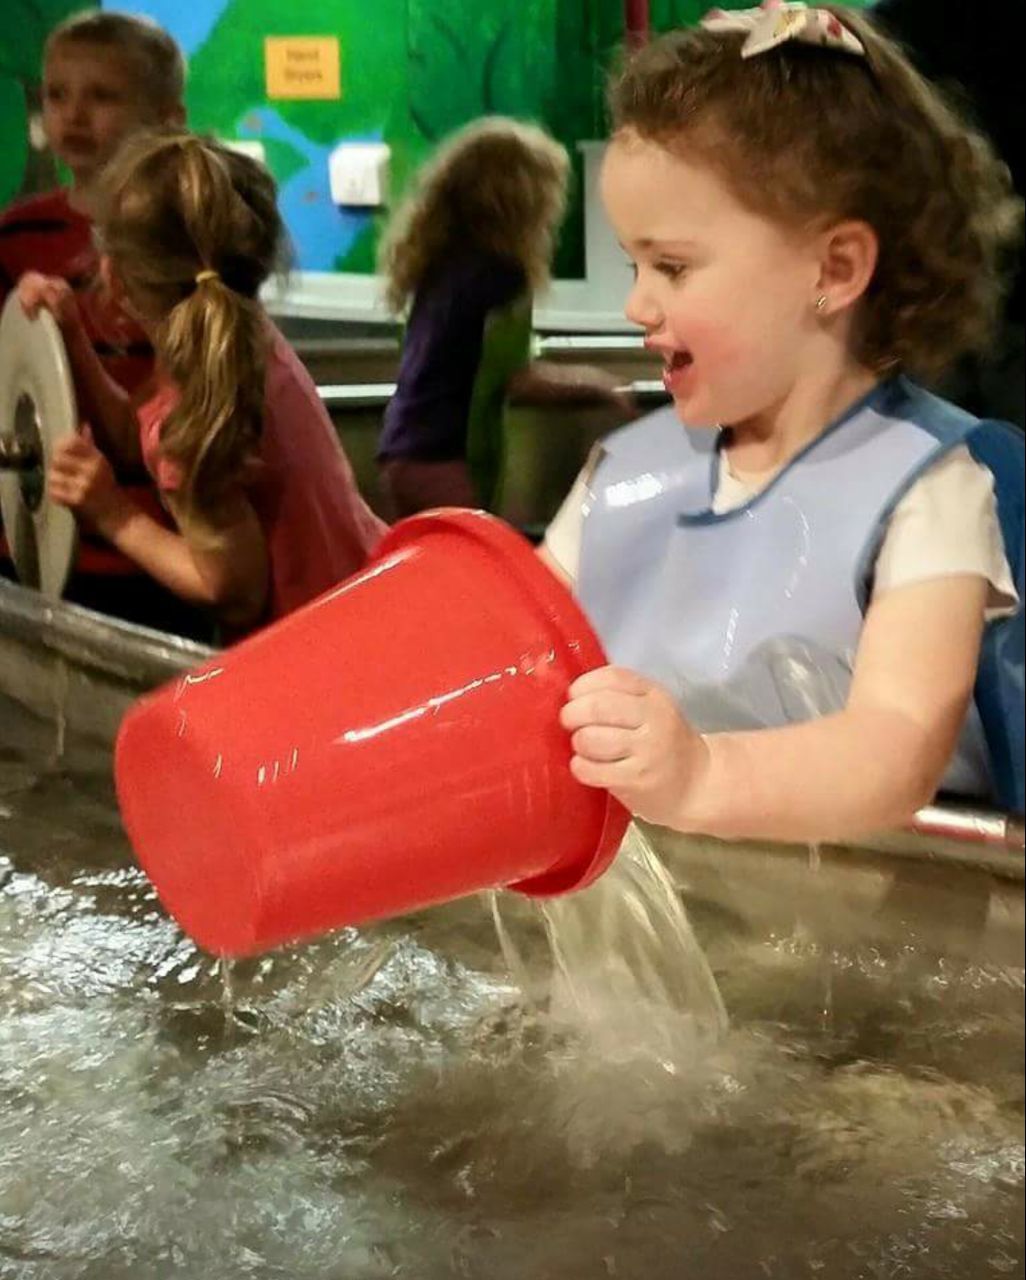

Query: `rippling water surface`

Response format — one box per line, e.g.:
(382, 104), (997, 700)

(0, 695), (1022, 1279)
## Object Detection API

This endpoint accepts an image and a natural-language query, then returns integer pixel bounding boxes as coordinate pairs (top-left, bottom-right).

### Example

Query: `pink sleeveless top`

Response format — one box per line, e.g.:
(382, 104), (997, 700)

(137, 324), (386, 621)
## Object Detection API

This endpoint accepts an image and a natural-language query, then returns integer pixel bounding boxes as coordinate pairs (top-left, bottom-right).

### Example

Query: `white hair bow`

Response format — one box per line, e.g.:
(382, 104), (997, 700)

(701, 1), (866, 60)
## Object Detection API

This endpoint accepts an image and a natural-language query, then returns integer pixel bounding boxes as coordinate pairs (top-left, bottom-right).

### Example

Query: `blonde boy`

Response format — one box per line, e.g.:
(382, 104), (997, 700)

(0, 12), (187, 613)
(0, 11), (185, 391)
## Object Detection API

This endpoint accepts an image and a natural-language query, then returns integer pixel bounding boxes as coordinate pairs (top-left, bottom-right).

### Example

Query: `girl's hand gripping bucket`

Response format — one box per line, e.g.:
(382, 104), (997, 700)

(114, 510), (630, 956)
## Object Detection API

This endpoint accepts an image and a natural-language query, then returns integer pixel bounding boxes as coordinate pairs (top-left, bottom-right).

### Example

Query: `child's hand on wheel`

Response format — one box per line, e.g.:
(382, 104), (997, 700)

(47, 428), (126, 531)
(16, 272), (83, 334)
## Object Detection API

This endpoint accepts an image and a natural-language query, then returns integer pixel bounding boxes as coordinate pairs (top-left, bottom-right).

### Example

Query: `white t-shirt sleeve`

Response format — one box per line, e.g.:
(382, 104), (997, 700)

(542, 445), (601, 584)
(871, 445), (1018, 618)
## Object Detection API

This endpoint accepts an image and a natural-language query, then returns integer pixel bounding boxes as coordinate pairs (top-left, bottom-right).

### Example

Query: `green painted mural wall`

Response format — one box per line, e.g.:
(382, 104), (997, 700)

(0, 0), (82, 208)
(1, 1), (872, 282)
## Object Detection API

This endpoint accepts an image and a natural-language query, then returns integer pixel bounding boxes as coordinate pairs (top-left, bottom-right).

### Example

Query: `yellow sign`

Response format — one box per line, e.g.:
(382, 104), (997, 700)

(265, 37), (341, 100)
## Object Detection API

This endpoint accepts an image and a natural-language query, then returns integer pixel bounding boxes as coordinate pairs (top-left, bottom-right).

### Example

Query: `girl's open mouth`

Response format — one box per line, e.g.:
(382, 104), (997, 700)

(662, 349), (694, 394)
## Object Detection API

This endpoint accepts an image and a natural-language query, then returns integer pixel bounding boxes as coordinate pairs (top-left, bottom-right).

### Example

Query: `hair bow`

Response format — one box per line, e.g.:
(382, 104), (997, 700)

(701, 1), (866, 60)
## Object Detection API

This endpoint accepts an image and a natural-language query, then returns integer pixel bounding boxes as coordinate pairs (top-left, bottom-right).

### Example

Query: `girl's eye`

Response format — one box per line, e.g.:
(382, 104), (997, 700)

(655, 261), (687, 282)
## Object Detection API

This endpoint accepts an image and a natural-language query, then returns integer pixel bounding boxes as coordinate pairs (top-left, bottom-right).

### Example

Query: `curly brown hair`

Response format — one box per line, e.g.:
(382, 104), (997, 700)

(608, 8), (1022, 382)
(379, 117), (569, 314)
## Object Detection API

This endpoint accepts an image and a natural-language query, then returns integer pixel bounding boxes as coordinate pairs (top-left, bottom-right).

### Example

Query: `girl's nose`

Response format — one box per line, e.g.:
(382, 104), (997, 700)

(624, 276), (662, 333)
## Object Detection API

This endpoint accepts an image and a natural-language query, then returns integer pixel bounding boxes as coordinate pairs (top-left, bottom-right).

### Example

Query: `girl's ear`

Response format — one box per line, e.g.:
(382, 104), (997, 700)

(814, 220), (878, 315)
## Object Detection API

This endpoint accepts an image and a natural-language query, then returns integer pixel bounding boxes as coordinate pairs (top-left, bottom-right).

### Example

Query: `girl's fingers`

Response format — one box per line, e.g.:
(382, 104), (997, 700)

(569, 753), (645, 790)
(48, 459), (91, 499)
(17, 282), (63, 318)
(47, 468), (80, 491)
(55, 433), (95, 458)
(48, 456), (89, 482)
(560, 691), (645, 733)
(48, 480), (78, 506)
(570, 724), (636, 762)
(47, 465), (82, 489)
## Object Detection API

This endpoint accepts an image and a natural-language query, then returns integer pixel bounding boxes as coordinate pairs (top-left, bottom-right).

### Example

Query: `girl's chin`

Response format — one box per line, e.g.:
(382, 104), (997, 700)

(669, 390), (719, 429)
(664, 366), (719, 427)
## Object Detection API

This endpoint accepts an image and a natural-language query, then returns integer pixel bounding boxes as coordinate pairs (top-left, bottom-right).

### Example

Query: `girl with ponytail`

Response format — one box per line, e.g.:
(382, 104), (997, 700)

(19, 130), (384, 636)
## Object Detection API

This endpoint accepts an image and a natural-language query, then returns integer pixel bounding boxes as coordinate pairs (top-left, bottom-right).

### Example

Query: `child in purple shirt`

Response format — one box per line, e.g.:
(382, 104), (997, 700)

(378, 246), (527, 502)
(378, 117), (629, 518)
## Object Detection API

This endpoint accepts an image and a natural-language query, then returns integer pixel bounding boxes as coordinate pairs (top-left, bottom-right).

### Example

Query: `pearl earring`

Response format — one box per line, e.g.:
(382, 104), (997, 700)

(815, 295), (828, 311)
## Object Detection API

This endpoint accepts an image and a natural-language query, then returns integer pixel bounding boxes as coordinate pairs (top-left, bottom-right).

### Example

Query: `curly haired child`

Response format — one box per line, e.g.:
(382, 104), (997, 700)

(378, 116), (629, 518)
(542, 3), (1024, 837)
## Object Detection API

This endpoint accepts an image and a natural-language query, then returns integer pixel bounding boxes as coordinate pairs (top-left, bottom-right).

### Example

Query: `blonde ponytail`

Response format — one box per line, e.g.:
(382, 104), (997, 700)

(157, 275), (267, 516)
(96, 129), (287, 518)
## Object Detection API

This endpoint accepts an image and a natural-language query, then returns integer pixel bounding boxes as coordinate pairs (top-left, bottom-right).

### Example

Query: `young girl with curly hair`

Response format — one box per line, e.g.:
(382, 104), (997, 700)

(543, 2), (1024, 836)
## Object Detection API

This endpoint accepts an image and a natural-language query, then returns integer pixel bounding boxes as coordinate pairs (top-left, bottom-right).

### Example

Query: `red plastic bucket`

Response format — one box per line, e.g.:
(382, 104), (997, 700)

(115, 510), (629, 956)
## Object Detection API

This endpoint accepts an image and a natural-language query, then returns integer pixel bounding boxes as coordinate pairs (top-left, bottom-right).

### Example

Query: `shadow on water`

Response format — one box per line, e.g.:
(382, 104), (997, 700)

(0, 695), (1022, 1279)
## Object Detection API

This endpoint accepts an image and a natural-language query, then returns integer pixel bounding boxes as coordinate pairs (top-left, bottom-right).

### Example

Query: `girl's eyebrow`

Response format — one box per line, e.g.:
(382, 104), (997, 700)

(625, 238), (699, 253)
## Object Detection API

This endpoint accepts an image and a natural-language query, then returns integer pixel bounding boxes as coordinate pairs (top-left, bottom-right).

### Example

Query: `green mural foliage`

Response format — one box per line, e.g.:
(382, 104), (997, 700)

(406, 0), (556, 144)
(335, 219), (379, 275)
(1, 0), (878, 276)
(255, 137), (308, 189)
(405, 0), (594, 275)
(0, 77), (30, 208)
(182, 0), (409, 274)
(186, 0), (407, 143)
(0, 0), (62, 81)
(182, 0), (590, 277)
(0, 0), (80, 205)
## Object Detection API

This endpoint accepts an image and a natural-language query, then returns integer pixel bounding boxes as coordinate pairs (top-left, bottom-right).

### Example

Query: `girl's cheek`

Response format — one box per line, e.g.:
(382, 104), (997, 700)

(666, 312), (742, 366)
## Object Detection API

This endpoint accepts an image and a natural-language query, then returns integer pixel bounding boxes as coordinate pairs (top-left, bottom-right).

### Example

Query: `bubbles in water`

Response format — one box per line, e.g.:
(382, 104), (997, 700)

(490, 824), (730, 1167)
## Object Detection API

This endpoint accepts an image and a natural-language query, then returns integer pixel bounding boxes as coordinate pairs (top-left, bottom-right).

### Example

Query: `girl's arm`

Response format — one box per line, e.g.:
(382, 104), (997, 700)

(561, 574), (989, 843)
(17, 273), (143, 467)
(48, 432), (269, 631)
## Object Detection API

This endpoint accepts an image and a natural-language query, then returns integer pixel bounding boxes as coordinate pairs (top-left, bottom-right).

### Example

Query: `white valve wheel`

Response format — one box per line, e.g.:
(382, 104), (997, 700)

(0, 293), (79, 598)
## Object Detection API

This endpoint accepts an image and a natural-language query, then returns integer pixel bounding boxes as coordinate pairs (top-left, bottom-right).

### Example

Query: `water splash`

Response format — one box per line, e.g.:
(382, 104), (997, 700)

(486, 825), (732, 1164)
(491, 823), (728, 1088)
(539, 823), (728, 1059)
(219, 954), (235, 1021)
(50, 656), (69, 765)
(806, 842), (835, 1032)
